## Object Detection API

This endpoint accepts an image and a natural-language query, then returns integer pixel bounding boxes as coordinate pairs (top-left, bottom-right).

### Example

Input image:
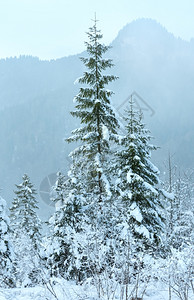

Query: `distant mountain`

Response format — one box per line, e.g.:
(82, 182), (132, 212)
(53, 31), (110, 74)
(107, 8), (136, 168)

(110, 19), (194, 166)
(0, 18), (194, 218)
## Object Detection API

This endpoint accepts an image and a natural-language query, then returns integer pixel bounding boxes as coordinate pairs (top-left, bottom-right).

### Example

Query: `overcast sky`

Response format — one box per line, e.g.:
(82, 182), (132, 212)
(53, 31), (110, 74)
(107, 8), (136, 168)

(0, 0), (194, 60)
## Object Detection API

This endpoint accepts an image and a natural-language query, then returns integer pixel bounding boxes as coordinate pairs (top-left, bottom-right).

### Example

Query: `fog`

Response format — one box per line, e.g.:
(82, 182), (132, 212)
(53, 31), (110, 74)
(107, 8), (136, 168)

(1, 0), (194, 59)
(0, 18), (194, 219)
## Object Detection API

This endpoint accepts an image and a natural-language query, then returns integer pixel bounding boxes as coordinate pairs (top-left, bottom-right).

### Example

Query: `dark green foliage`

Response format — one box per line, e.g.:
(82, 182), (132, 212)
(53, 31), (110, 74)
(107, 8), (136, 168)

(66, 18), (119, 208)
(115, 98), (165, 249)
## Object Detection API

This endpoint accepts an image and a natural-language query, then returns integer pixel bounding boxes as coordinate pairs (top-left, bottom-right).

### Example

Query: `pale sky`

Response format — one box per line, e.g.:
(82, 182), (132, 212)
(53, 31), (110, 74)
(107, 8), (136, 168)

(0, 0), (194, 60)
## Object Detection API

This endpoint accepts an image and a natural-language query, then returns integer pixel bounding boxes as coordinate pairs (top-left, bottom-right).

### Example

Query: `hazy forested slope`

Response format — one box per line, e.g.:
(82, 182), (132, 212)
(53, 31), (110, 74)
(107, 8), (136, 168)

(0, 18), (194, 217)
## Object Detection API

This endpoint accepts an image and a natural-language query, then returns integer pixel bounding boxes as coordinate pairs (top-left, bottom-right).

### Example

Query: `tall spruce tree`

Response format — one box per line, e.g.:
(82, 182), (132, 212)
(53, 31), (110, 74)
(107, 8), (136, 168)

(10, 174), (42, 286)
(115, 97), (165, 251)
(0, 196), (15, 288)
(67, 16), (119, 206)
(49, 18), (120, 281)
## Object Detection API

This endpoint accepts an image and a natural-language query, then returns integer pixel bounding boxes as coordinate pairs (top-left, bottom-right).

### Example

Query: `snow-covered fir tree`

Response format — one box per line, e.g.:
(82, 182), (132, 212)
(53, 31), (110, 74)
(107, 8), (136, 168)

(67, 16), (119, 206)
(47, 172), (72, 278)
(0, 196), (15, 288)
(9, 174), (42, 286)
(115, 97), (165, 251)
(49, 18), (120, 281)
(48, 171), (88, 282)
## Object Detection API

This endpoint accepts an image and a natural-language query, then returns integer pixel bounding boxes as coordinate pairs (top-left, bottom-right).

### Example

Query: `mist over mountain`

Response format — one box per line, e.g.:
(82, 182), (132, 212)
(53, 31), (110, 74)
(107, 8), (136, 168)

(0, 18), (194, 218)
(110, 19), (194, 167)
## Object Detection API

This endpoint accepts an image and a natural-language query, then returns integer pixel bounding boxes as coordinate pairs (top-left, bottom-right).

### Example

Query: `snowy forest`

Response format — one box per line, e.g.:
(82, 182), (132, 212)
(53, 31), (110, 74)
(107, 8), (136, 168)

(0, 20), (193, 300)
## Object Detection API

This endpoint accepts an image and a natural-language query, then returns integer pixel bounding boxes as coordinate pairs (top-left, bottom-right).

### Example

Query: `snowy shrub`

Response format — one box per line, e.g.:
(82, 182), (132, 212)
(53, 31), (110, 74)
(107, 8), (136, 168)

(158, 244), (194, 300)
(0, 196), (15, 288)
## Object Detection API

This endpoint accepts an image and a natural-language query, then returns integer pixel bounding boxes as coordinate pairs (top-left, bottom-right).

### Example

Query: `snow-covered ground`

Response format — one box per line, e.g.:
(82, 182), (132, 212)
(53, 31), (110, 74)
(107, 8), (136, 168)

(0, 280), (193, 300)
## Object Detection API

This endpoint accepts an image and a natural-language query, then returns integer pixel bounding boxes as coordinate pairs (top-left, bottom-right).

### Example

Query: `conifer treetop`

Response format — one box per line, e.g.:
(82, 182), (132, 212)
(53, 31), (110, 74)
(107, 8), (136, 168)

(68, 18), (119, 143)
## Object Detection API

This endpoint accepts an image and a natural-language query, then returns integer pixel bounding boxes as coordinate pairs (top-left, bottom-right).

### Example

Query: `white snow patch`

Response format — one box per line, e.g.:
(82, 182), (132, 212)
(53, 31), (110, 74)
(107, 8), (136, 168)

(102, 174), (112, 199)
(130, 203), (143, 222)
(149, 161), (160, 174)
(26, 186), (32, 193)
(128, 191), (132, 199)
(127, 169), (133, 183)
(135, 224), (150, 239)
(71, 177), (77, 184)
(102, 124), (109, 140)
(74, 76), (82, 85)
(161, 189), (174, 200)
(134, 155), (140, 160)
(129, 142), (135, 147)
(0, 240), (7, 252)
(73, 96), (77, 103)
(95, 99), (100, 104)
(117, 134), (124, 144)
(129, 133), (136, 139)
(83, 132), (93, 140)
(144, 181), (158, 195)
(0, 220), (8, 234)
(94, 153), (102, 172)
(120, 222), (129, 239)
(0, 279), (188, 300)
